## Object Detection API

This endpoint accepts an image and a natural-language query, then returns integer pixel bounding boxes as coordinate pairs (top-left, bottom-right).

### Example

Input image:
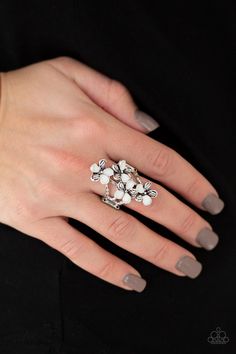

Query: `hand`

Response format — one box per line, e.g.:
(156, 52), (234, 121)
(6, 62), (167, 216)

(0, 57), (224, 292)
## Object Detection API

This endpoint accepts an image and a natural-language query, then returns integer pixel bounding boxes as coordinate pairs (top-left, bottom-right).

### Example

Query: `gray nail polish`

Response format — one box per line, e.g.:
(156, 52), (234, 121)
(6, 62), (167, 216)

(201, 193), (224, 215)
(122, 273), (147, 292)
(175, 256), (202, 279)
(196, 228), (219, 250)
(134, 109), (160, 132)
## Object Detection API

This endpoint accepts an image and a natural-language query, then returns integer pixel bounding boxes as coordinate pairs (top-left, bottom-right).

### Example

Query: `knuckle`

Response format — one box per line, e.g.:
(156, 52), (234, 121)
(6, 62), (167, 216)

(43, 147), (87, 174)
(185, 177), (203, 199)
(106, 79), (129, 104)
(97, 260), (115, 279)
(152, 240), (170, 264)
(69, 113), (105, 138)
(108, 214), (136, 243)
(82, 113), (105, 133)
(179, 211), (196, 235)
(47, 56), (75, 73)
(60, 237), (88, 262)
(151, 147), (173, 178)
(53, 56), (74, 66)
(53, 149), (86, 172)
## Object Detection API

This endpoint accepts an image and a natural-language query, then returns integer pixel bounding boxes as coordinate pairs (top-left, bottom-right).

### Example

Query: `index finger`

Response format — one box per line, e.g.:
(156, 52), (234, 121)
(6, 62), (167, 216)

(104, 116), (224, 214)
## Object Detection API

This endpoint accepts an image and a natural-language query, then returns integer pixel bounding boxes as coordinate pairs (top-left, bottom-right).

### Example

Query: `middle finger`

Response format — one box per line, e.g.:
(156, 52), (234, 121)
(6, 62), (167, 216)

(89, 157), (219, 251)
(102, 113), (223, 214)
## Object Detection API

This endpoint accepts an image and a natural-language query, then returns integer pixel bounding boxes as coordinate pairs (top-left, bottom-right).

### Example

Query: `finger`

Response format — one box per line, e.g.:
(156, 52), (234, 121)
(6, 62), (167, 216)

(127, 179), (219, 250)
(48, 56), (159, 133)
(89, 163), (219, 250)
(67, 193), (203, 279)
(26, 216), (147, 292)
(104, 118), (224, 214)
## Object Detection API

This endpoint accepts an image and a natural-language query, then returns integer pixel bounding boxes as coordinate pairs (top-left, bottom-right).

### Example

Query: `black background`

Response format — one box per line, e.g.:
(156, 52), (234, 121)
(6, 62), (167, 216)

(0, 1), (235, 353)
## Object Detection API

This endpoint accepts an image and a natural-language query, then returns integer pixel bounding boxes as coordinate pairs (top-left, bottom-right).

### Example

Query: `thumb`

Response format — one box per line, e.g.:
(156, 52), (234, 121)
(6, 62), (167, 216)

(49, 56), (160, 133)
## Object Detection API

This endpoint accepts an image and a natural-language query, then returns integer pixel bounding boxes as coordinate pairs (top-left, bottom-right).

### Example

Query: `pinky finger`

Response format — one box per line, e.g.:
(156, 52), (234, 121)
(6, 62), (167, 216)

(27, 216), (147, 293)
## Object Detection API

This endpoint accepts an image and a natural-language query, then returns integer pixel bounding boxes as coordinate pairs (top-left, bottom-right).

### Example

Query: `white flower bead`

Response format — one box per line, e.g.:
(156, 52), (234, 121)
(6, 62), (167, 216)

(90, 163), (100, 173)
(118, 160), (126, 171)
(114, 190), (124, 199)
(126, 179), (136, 190)
(136, 183), (144, 193)
(121, 173), (130, 182)
(103, 167), (114, 177)
(142, 195), (152, 206)
(100, 174), (110, 184)
(122, 193), (132, 204)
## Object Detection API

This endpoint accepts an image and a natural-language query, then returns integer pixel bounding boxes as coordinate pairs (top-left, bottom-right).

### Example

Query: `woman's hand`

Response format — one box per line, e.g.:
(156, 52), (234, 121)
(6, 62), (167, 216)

(0, 57), (224, 292)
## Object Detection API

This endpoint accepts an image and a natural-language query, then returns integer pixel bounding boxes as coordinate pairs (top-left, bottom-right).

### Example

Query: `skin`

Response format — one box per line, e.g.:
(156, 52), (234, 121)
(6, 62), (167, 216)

(0, 56), (220, 291)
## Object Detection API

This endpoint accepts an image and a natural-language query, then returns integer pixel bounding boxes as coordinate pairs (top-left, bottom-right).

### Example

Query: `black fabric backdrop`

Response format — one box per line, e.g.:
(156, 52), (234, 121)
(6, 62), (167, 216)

(0, 1), (235, 353)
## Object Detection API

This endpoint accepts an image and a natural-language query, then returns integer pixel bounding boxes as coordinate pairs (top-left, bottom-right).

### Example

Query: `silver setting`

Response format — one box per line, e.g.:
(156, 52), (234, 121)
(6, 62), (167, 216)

(90, 159), (158, 209)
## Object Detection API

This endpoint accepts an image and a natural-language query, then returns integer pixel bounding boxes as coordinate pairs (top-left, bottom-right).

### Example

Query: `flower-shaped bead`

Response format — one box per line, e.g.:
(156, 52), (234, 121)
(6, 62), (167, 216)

(90, 159), (114, 184)
(111, 160), (134, 182)
(134, 181), (158, 205)
(113, 181), (136, 204)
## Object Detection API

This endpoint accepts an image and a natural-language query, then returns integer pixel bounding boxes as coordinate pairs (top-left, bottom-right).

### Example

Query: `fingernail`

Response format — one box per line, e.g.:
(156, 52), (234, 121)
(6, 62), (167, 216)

(134, 109), (160, 132)
(175, 256), (202, 278)
(122, 273), (147, 292)
(196, 227), (219, 250)
(201, 193), (224, 215)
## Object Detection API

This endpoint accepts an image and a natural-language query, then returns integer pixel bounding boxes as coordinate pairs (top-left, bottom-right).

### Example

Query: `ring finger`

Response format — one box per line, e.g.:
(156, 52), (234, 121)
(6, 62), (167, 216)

(88, 157), (219, 251)
(66, 192), (203, 279)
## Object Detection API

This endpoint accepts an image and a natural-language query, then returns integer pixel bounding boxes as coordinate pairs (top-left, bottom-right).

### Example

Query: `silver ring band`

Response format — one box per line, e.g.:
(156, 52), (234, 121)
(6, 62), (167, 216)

(90, 159), (158, 209)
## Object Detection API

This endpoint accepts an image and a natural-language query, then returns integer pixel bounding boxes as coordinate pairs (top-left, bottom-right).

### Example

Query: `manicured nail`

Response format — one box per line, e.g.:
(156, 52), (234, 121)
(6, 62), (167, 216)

(134, 109), (160, 132)
(122, 273), (147, 292)
(175, 256), (202, 278)
(196, 227), (219, 250)
(201, 193), (224, 215)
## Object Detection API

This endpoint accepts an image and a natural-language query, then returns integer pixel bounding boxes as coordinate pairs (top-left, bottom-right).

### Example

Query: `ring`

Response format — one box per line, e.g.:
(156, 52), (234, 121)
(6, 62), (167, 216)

(90, 159), (158, 209)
